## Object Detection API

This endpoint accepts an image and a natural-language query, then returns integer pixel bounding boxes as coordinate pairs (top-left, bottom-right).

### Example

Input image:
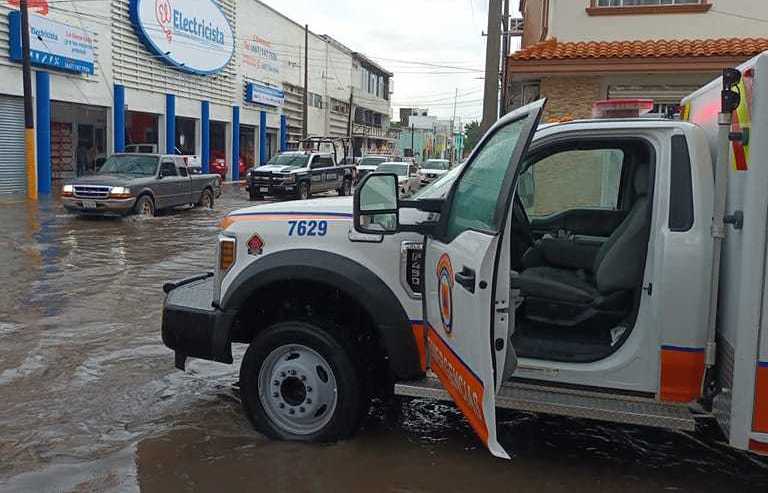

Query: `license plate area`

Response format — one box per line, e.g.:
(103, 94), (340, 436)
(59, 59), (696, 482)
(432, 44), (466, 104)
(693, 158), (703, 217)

(82, 200), (97, 209)
(259, 187), (269, 193)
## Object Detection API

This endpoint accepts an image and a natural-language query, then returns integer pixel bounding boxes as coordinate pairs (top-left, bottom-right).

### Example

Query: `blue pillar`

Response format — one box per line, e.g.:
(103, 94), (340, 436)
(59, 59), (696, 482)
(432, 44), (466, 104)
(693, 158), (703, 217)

(113, 84), (125, 153)
(201, 101), (210, 174)
(232, 106), (240, 181)
(259, 110), (267, 166)
(35, 71), (51, 194)
(279, 114), (287, 152)
(165, 94), (176, 155)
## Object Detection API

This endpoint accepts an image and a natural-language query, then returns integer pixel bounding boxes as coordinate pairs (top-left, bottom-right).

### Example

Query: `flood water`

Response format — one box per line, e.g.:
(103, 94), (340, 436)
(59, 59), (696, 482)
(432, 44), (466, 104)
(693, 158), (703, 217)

(1, 188), (767, 492)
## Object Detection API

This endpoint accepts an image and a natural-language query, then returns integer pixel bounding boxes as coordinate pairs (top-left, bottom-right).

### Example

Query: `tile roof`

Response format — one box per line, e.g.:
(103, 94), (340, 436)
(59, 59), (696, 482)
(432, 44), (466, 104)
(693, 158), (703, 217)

(510, 37), (768, 61)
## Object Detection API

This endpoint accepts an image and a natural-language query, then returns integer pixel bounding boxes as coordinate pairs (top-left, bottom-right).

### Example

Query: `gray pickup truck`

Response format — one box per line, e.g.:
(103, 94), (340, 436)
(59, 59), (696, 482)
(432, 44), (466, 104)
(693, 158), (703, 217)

(62, 153), (222, 217)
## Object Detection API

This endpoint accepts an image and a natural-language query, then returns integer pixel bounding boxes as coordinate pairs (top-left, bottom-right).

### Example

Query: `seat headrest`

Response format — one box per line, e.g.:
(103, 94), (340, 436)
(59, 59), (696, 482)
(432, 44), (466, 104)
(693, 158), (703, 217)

(633, 165), (649, 196)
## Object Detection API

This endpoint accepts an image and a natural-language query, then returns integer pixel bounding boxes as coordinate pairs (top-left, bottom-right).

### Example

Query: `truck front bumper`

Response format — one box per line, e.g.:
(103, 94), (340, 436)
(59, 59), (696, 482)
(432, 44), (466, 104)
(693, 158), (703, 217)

(162, 273), (234, 369)
(62, 196), (136, 215)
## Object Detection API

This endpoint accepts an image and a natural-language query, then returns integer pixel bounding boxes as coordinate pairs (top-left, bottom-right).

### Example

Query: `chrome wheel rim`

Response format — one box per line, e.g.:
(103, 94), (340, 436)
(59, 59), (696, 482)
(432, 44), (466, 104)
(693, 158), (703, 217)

(203, 193), (212, 208)
(300, 185), (309, 200)
(344, 181), (351, 195)
(257, 344), (338, 436)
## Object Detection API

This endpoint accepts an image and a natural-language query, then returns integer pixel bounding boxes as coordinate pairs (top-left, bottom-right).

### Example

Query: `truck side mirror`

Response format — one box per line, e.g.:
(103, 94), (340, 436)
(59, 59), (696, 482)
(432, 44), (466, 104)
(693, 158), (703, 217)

(354, 173), (399, 234)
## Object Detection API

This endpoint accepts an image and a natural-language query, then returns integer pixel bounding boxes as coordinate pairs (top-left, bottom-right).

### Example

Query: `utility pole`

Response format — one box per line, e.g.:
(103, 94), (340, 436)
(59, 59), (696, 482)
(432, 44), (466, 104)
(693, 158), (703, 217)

(410, 123), (415, 159)
(21, 0), (37, 200)
(451, 88), (458, 164)
(346, 88), (354, 157)
(481, 0), (502, 134)
(499, 0), (510, 118)
(302, 24), (309, 139)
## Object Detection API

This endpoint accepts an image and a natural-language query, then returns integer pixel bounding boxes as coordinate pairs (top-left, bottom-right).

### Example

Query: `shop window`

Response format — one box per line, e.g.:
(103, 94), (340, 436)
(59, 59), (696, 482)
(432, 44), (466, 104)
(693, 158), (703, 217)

(310, 93), (323, 109)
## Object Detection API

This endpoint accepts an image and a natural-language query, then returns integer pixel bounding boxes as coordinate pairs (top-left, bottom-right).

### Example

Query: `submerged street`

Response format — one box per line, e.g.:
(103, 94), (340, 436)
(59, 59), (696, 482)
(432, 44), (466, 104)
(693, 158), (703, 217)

(1, 189), (767, 492)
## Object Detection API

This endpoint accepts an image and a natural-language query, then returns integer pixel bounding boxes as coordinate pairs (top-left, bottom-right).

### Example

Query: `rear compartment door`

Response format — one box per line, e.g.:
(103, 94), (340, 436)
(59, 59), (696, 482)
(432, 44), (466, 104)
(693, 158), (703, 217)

(422, 100), (544, 459)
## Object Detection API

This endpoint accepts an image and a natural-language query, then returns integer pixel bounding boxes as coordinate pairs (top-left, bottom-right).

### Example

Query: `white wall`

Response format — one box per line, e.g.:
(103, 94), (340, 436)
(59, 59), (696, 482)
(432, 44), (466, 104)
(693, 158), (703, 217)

(548, 0), (768, 42)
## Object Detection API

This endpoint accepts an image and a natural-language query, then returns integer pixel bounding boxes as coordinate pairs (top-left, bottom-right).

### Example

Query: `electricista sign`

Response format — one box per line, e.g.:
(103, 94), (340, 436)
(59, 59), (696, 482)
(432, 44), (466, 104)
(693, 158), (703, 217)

(129, 0), (234, 75)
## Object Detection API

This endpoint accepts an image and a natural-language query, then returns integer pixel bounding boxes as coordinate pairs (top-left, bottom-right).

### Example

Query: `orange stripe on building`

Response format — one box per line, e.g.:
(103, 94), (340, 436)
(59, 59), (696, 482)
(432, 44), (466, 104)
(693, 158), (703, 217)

(411, 322), (427, 372)
(220, 214), (351, 229)
(753, 363), (768, 433)
(659, 346), (706, 403)
(427, 327), (489, 445)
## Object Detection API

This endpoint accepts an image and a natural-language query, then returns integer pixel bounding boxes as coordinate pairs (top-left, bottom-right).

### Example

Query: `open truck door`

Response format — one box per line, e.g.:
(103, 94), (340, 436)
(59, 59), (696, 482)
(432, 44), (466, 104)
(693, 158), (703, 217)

(354, 100), (544, 458)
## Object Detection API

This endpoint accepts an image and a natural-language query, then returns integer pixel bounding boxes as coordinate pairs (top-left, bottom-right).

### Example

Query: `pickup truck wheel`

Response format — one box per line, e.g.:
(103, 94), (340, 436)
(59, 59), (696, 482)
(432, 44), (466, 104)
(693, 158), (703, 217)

(298, 182), (311, 200)
(134, 195), (156, 217)
(338, 179), (352, 196)
(198, 189), (214, 209)
(240, 321), (366, 442)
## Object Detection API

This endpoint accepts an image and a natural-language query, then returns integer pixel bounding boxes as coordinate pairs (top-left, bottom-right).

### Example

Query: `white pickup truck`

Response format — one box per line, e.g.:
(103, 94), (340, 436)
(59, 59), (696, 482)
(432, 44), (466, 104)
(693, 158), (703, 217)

(161, 54), (768, 459)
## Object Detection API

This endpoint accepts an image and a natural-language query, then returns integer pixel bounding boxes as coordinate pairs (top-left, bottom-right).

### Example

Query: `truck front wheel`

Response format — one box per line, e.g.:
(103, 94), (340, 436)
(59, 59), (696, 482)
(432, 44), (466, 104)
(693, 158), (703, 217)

(240, 321), (367, 442)
(298, 182), (311, 200)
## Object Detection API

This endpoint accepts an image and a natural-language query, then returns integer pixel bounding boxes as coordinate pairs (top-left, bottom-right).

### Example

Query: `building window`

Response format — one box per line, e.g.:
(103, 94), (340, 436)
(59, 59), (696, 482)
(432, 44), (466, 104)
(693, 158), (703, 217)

(331, 99), (349, 114)
(588, 0), (710, 14)
(310, 93), (323, 109)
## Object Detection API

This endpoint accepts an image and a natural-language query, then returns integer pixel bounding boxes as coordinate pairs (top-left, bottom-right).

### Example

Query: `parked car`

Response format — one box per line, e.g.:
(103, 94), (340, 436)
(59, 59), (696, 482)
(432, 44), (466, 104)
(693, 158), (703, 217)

(355, 155), (392, 184)
(376, 161), (420, 196)
(209, 151), (246, 180)
(62, 153), (221, 217)
(418, 158), (451, 185)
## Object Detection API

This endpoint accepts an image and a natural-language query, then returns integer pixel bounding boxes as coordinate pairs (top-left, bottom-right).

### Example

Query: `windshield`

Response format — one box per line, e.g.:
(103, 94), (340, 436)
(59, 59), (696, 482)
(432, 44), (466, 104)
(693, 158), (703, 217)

(413, 164), (464, 199)
(376, 163), (408, 177)
(267, 154), (310, 168)
(423, 159), (449, 170)
(98, 155), (158, 177)
(358, 157), (387, 168)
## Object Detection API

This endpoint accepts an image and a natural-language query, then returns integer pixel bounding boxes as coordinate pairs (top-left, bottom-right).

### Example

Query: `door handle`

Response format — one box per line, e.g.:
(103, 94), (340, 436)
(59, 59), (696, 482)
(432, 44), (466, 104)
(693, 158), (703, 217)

(455, 267), (476, 293)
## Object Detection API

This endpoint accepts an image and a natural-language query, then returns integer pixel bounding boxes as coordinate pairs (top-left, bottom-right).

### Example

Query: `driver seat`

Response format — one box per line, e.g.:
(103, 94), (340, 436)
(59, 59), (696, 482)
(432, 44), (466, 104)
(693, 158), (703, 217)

(516, 165), (650, 327)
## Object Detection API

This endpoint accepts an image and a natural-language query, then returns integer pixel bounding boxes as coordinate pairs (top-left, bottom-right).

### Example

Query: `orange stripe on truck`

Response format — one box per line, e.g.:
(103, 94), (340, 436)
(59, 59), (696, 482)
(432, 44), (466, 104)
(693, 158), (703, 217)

(411, 322), (427, 372)
(427, 325), (489, 445)
(659, 346), (706, 403)
(753, 362), (768, 433)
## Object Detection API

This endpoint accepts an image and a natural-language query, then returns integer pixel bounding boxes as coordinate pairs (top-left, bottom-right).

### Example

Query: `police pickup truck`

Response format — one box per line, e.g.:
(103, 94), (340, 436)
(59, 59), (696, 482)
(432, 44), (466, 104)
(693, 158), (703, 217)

(162, 56), (768, 460)
(245, 137), (355, 201)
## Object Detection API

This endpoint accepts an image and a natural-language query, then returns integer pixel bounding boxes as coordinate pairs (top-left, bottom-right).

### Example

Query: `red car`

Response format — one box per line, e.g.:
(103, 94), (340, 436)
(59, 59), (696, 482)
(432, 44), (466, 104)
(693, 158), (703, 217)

(209, 151), (247, 180)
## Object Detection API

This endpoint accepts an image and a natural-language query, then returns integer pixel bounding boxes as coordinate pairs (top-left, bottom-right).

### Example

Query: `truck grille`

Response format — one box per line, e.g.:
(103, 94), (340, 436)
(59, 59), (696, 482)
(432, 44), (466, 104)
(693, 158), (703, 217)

(73, 185), (110, 199)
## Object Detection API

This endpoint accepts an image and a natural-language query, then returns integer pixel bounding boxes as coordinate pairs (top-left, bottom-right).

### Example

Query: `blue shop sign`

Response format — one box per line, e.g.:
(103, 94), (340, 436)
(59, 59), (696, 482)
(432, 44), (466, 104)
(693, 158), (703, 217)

(8, 11), (95, 75)
(246, 82), (285, 107)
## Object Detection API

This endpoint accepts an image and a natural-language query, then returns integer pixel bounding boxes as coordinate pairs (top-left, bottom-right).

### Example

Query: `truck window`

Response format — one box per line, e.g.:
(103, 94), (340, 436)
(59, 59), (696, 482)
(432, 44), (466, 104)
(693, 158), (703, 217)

(311, 156), (332, 169)
(524, 148), (624, 218)
(159, 161), (178, 177)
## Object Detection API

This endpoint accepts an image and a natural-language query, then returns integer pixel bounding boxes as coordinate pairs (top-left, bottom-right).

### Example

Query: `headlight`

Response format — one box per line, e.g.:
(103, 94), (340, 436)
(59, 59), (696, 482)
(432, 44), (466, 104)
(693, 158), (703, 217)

(62, 184), (74, 197)
(109, 186), (132, 198)
(284, 174), (296, 183)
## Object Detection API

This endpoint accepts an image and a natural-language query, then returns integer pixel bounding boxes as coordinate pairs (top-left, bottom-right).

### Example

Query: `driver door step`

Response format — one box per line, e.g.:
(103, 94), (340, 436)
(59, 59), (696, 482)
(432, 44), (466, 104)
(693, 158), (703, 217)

(395, 376), (697, 431)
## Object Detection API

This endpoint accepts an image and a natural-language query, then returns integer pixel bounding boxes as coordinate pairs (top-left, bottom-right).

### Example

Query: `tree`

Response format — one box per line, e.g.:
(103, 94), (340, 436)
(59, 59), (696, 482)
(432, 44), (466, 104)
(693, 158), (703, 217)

(463, 120), (482, 156)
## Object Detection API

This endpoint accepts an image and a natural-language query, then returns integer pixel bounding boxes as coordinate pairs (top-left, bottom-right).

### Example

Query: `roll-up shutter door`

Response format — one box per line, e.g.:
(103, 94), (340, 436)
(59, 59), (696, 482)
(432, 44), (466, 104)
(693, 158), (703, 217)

(0, 96), (26, 195)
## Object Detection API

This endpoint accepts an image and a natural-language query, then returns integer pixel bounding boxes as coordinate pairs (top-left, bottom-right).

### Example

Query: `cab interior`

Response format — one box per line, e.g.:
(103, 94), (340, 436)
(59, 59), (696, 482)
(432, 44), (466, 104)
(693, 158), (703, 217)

(509, 138), (655, 363)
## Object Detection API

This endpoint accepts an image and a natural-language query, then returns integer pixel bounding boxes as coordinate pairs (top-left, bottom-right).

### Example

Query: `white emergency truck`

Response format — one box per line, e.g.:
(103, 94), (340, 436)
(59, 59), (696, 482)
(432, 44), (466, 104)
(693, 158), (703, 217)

(161, 54), (768, 458)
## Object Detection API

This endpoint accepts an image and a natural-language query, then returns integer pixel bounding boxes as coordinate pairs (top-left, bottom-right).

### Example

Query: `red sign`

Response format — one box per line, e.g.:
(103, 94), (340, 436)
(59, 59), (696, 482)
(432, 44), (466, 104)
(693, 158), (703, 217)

(7, 0), (49, 15)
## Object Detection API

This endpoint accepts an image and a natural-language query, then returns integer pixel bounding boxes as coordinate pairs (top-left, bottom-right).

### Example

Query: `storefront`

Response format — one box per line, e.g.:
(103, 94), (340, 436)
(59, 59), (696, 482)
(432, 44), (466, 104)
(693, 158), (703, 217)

(1, 0), (393, 195)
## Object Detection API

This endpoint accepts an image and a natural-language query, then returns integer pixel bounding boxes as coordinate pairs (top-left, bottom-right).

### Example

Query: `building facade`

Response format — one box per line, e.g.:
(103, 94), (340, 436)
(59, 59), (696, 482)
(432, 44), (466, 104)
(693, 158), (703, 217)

(507, 0), (768, 121)
(0, 0), (392, 194)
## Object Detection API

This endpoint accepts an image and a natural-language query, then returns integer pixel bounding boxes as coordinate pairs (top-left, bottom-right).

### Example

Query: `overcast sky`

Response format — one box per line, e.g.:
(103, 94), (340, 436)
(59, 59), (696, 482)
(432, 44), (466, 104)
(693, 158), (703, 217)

(261, 0), (521, 124)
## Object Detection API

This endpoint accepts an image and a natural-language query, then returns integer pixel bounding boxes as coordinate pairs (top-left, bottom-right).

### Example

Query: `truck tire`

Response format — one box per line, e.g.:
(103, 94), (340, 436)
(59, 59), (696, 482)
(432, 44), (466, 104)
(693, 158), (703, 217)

(298, 182), (311, 200)
(240, 321), (367, 442)
(134, 195), (156, 217)
(197, 188), (214, 209)
(337, 179), (352, 197)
